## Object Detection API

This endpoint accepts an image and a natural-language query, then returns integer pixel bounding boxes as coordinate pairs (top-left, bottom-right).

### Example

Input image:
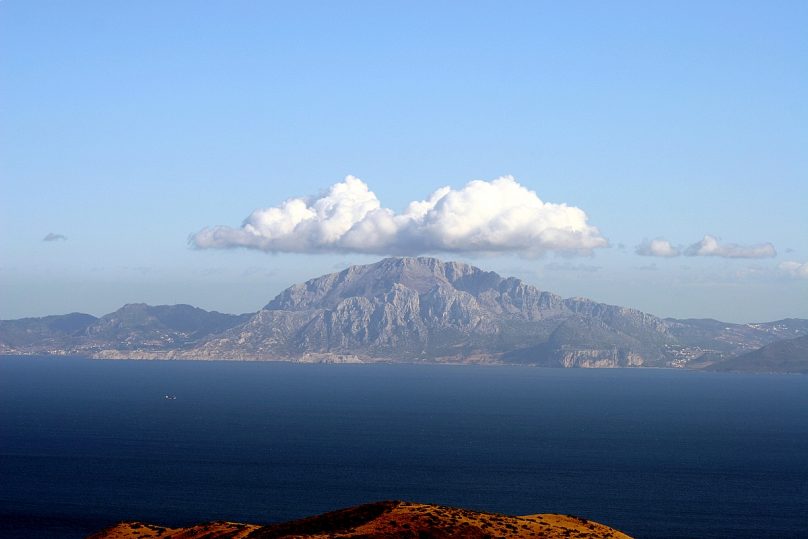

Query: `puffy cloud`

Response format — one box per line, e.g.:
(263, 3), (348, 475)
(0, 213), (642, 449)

(779, 261), (808, 279)
(191, 176), (607, 256)
(635, 238), (680, 257)
(684, 235), (776, 259)
(43, 233), (67, 242)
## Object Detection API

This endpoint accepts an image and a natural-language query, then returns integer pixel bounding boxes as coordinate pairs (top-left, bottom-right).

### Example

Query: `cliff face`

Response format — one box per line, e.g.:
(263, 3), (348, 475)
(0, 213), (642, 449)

(2, 257), (807, 368)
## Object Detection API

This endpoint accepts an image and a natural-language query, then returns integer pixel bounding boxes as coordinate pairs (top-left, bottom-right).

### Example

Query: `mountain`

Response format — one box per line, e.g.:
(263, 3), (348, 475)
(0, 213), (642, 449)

(1, 257), (806, 369)
(0, 304), (249, 356)
(87, 303), (252, 346)
(663, 317), (808, 358)
(185, 257), (677, 366)
(88, 500), (633, 538)
(0, 312), (97, 352)
(707, 334), (808, 373)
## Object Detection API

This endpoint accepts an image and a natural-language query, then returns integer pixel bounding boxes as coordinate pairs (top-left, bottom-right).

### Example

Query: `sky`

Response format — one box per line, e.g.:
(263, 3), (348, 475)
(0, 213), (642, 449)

(1, 1), (806, 323)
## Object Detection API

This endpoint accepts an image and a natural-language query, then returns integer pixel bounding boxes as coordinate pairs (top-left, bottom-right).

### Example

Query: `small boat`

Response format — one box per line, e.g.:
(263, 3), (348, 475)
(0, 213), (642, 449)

(164, 394), (177, 400)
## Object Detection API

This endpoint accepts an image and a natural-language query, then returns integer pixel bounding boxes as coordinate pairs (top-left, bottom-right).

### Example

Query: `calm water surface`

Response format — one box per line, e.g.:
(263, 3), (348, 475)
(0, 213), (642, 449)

(1, 357), (807, 538)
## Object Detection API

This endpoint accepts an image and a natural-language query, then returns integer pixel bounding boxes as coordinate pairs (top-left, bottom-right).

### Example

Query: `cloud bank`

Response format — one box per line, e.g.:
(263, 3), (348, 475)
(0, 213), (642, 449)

(191, 176), (608, 256)
(684, 235), (776, 259)
(43, 233), (67, 242)
(636, 235), (776, 259)
(636, 238), (680, 257)
(779, 261), (808, 279)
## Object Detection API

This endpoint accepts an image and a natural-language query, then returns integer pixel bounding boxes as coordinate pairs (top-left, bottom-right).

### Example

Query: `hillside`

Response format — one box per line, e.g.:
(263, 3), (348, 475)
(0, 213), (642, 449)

(89, 500), (633, 539)
(707, 334), (808, 373)
(0, 304), (249, 356)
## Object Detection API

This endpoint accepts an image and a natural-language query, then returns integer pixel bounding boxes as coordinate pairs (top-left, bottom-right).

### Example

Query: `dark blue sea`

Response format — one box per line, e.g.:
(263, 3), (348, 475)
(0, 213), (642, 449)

(1, 357), (807, 538)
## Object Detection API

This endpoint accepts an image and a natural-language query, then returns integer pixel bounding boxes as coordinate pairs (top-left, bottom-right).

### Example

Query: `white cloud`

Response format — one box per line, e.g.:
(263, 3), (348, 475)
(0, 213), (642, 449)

(684, 235), (776, 259)
(43, 233), (67, 242)
(779, 261), (808, 279)
(635, 238), (680, 257)
(191, 175), (608, 256)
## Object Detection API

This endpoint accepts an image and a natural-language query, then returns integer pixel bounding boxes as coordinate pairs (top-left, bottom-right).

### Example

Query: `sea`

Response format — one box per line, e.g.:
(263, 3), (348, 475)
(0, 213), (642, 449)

(1, 356), (807, 539)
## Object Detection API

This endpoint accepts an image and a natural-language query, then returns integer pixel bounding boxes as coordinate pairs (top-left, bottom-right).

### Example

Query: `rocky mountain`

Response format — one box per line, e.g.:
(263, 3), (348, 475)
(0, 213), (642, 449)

(88, 500), (633, 539)
(1, 257), (806, 369)
(186, 257), (680, 366)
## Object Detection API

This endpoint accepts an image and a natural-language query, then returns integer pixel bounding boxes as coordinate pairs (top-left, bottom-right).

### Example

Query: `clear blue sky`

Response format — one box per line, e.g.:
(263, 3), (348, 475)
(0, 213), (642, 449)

(1, 1), (806, 322)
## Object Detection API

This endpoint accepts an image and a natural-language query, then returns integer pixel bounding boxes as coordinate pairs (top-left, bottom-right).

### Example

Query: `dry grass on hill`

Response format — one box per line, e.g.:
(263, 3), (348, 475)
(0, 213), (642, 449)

(90, 500), (633, 539)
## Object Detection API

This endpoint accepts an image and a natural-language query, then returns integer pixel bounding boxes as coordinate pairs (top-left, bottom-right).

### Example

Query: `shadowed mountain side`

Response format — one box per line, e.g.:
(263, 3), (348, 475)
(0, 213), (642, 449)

(89, 501), (634, 539)
(0, 304), (250, 355)
(707, 334), (808, 373)
(663, 318), (808, 354)
(0, 312), (97, 350)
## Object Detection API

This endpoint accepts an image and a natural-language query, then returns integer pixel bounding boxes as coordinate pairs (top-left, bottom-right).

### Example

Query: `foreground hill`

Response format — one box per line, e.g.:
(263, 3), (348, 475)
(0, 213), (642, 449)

(707, 334), (808, 373)
(89, 500), (632, 538)
(2, 257), (806, 369)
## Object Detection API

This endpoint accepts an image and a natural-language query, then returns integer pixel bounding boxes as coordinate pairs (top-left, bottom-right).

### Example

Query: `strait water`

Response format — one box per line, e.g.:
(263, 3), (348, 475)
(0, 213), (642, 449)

(1, 357), (807, 538)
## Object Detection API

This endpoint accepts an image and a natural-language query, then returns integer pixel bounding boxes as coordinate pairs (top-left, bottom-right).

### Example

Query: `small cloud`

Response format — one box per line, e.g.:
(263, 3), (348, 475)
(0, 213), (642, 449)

(43, 233), (67, 242)
(544, 262), (601, 272)
(684, 235), (776, 259)
(241, 266), (277, 278)
(118, 266), (159, 276)
(190, 175), (607, 257)
(635, 238), (680, 257)
(779, 261), (808, 279)
(734, 266), (767, 279)
(195, 267), (227, 276)
(636, 263), (658, 271)
(785, 248), (795, 253)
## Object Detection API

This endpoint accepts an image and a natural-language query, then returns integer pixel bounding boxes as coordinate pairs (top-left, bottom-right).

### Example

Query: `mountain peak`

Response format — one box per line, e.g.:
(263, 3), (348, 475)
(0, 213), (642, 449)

(264, 256), (486, 311)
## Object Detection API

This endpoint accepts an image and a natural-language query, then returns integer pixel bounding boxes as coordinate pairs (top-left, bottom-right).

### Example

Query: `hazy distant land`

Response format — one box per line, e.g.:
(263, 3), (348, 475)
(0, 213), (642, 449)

(2, 257), (806, 372)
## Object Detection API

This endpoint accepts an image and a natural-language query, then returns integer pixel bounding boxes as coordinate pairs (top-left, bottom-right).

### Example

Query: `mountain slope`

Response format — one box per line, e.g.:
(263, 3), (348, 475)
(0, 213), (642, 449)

(89, 500), (633, 539)
(0, 305), (249, 356)
(0, 312), (98, 352)
(707, 334), (808, 373)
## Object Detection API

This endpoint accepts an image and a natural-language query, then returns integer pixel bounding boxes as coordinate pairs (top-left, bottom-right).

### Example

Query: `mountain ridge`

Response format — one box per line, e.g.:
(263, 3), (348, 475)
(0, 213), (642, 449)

(2, 257), (806, 370)
(706, 334), (808, 373)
